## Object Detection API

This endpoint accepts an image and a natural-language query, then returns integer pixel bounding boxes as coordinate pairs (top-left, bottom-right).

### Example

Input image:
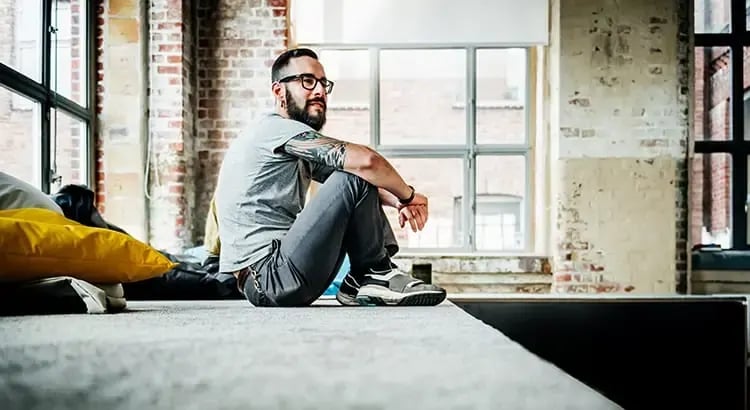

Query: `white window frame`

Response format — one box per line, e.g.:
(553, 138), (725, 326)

(305, 44), (536, 253)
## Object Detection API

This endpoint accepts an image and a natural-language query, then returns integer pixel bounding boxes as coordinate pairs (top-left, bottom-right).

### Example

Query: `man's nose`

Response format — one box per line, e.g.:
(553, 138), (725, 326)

(311, 80), (326, 97)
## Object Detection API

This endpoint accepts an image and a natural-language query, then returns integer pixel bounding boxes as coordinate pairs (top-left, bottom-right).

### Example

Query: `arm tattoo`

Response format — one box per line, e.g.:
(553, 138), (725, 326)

(309, 162), (336, 183)
(283, 131), (347, 169)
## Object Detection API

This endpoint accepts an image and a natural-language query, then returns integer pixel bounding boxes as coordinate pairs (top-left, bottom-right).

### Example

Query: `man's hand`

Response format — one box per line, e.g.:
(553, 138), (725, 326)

(405, 192), (428, 209)
(398, 193), (429, 232)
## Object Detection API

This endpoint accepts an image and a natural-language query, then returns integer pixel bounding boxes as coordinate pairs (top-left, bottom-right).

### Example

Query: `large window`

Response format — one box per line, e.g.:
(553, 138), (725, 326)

(312, 46), (532, 252)
(0, 0), (93, 193)
(692, 0), (750, 249)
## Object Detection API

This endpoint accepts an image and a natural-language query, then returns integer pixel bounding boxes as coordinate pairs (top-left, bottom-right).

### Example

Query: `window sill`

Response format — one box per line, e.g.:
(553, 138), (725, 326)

(392, 253), (552, 275)
(391, 253), (553, 294)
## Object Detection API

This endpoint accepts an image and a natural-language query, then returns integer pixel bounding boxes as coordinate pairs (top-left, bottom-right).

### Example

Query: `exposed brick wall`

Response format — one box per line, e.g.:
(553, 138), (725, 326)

(95, 0), (149, 240)
(94, 0), (288, 248)
(193, 0), (287, 240)
(553, 0), (689, 293)
(182, 0), (197, 240)
(147, 0), (196, 251)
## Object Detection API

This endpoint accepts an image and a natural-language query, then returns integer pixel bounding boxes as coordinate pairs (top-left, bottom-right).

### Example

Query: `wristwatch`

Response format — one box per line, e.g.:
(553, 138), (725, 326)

(399, 185), (415, 205)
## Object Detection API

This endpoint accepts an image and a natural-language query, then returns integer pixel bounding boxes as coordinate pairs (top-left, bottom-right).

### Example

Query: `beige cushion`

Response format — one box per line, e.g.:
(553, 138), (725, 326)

(0, 172), (63, 214)
(204, 193), (221, 256)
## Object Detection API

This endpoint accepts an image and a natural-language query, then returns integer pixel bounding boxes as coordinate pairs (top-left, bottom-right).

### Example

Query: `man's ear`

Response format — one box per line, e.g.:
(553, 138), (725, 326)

(272, 82), (285, 100)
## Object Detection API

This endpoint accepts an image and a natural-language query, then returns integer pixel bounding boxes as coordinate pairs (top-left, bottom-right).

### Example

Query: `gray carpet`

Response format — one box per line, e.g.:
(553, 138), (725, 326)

(0, 300), (620, 409)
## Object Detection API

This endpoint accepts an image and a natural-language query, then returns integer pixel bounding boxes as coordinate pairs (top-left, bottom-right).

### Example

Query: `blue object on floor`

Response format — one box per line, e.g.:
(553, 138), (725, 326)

(323, 255), (350, 296)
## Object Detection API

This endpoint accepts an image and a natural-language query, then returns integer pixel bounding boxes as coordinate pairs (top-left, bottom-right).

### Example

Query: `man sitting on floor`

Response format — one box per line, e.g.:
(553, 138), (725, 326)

(215, 48), (446, 307)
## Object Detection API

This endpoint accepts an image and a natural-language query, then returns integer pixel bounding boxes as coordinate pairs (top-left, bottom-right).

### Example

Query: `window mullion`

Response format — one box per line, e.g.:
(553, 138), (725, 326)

(731, 43), (747, 247)
(466, 47), (476, 250)
(731, 0), (746, 33)
(40, 0), (53, 193)
(732, 0), (748, 248)
(86, 0), (96, 188)
(370, 47), (380, 147)
(524, 47), (533, 251)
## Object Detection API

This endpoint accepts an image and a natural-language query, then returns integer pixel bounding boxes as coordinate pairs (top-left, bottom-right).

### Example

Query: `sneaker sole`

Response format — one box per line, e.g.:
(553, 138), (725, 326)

(355, 285), (446, 306)
(335, 291), (360, 306)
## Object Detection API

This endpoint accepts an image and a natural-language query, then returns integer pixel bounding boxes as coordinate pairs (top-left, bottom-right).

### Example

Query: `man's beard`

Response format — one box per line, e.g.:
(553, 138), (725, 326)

(286, 89), (326, 131)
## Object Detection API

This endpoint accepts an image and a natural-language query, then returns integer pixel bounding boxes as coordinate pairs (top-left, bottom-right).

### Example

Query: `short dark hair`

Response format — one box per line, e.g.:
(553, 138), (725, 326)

(271, 48), (319, 82)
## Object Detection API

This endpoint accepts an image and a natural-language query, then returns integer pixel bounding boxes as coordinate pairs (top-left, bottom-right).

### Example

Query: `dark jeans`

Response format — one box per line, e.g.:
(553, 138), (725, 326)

(240, 171), (398, 307)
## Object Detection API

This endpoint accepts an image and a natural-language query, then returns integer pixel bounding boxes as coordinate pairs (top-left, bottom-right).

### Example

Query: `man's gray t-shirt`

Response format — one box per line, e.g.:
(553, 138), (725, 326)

(215, 113), (315, 273)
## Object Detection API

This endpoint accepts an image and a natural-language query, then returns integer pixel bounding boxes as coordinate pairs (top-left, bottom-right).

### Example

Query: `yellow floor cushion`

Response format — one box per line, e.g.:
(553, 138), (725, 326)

(0, 208), (177, 284)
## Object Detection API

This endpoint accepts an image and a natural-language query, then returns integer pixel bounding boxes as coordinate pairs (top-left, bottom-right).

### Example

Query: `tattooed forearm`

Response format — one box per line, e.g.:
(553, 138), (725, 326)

(284, 131), (347, 169)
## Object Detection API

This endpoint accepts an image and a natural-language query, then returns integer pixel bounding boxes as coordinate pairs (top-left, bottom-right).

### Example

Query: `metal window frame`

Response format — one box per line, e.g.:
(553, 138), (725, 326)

(0, 0), (94, 194)
(694, 0), (750, 249)
(300, 42), (534, 253)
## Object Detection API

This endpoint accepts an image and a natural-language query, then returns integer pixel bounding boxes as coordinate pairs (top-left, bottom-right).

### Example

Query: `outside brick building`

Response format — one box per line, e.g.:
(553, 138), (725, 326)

(0, 0), (84, 192)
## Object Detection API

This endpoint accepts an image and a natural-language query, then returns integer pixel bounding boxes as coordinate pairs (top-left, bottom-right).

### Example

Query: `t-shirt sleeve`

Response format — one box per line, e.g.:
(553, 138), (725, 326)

(267, 116), (316, 155)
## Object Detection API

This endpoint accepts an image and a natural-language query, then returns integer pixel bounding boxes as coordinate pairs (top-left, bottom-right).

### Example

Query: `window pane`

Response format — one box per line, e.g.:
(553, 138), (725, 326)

(475, 155), (526, 250)
(476, 49), (526, 144)
(52, 0), (87, 106)
(316, 49), (369, 145)
(51, 109), (87, 191)
(0, 0), (43, 81)
(383, 157), (464, 248)
(694, 47), (730, 142)
(690, 153), (732, 249)
(380, 50), (466, 145)
(694, 0), (729, 33)
(0, 86), (42, 187)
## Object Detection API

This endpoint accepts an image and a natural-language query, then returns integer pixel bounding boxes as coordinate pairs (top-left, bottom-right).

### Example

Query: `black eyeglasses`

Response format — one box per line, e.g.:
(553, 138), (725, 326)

(277, 73), (334, 94)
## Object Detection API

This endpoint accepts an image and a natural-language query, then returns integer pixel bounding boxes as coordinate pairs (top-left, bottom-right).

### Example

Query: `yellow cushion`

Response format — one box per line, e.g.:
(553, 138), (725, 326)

(0, 208), (177, 284)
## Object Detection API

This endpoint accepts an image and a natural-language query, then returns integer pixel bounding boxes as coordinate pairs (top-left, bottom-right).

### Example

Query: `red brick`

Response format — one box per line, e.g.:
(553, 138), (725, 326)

(169, 184), (184, 195)
(159, 44), (181, 52)
(157, 65), (180, 74)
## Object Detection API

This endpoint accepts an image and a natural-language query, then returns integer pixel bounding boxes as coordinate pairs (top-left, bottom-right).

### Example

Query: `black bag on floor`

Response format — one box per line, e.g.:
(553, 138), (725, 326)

(50, 184), (242, 300)
(122, 254), (242, 300)
(50, 184), (128, 234)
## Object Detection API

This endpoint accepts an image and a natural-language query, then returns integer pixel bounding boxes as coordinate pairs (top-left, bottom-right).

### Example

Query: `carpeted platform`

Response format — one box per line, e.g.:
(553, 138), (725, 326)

(0, 300), (619, 409)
